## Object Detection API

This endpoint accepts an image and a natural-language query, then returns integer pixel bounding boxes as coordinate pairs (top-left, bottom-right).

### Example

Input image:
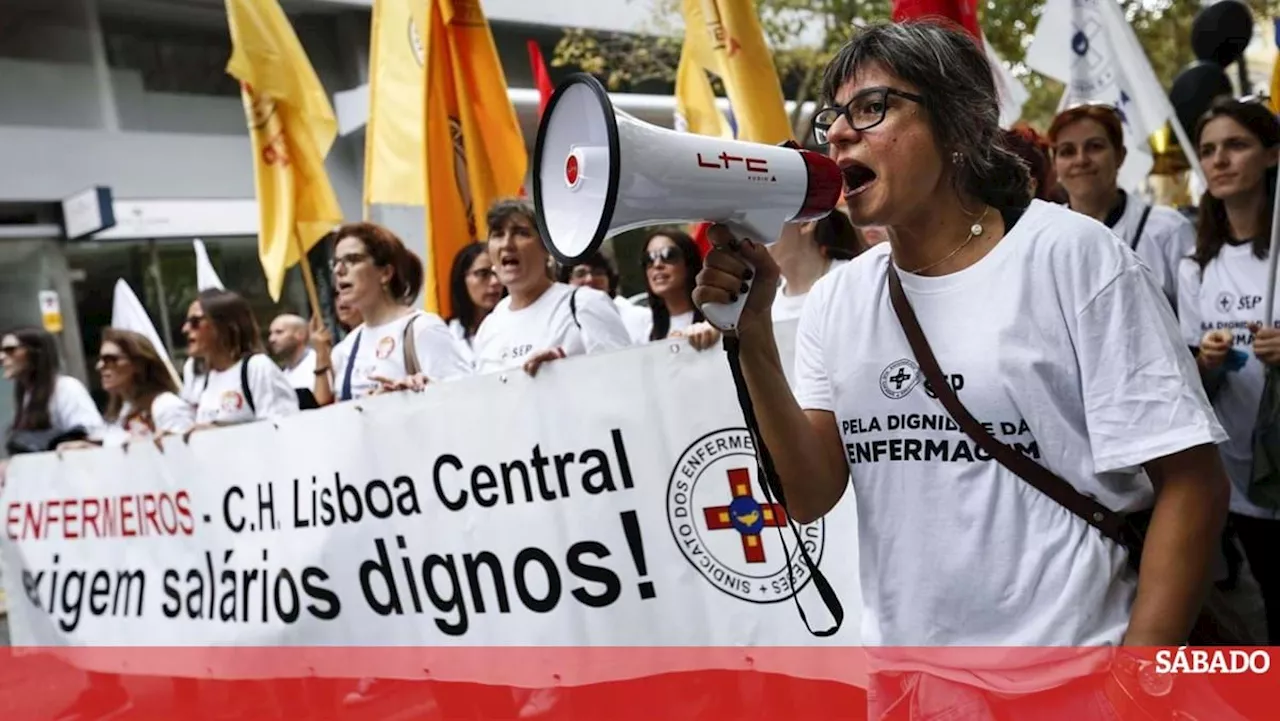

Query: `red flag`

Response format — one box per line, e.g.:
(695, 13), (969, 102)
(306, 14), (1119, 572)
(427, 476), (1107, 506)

(527, 40), (554, 120)
(891, 0), (980, 40)
(690, 222), (712, 259)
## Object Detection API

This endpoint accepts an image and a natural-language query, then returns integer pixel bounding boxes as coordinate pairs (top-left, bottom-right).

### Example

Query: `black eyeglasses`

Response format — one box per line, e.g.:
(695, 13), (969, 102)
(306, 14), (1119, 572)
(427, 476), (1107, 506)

(811, 86), (925, 145)
(644, 246), (682, 267)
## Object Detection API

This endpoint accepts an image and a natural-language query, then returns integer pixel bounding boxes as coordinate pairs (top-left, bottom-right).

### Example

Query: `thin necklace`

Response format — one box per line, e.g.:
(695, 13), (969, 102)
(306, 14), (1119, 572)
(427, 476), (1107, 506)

(904, 207), (991, 275)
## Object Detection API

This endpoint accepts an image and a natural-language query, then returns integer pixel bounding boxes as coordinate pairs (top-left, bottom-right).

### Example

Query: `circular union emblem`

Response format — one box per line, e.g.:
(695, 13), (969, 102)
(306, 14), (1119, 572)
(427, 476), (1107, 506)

(375, 336), (396, 360)
(879, 358), (921, 400)
(1216, 292), (1236, 314)
(220, 391), (244, 413)
(666, 428), (824, 604)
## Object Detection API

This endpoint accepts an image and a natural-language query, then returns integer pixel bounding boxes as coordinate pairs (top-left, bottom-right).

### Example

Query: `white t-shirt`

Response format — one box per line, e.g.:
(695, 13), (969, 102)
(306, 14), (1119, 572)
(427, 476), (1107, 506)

(180, 357), (204, 405)
(46, 375), (105, 436)
(773, 258), (852, 323)
(1109, 193), (1195, 311)
(282, 348), (317, 392)
(330, 310), (472, 400)
(640, 309), (697, 342)
(1177, 244), (1280, 520)
(96, 392), (195, 447)
(794, 201), (1224, 661)
(447, 318), (477, 370)
(615, 296), (653, 345)
(194, 354), (300, 426)
(472, 282), (633, 374)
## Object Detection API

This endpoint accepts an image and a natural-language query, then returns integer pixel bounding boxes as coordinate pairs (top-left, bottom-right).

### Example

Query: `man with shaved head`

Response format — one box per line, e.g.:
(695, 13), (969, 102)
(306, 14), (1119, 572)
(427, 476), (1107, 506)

(268, 313), (317, 393)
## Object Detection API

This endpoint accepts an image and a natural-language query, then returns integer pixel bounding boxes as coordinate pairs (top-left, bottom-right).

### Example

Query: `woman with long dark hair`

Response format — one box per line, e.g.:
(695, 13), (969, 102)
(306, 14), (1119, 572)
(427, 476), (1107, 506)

(184, 288), (299, 430)
(2, 326), (102, 454)
(640, 229), (720, 350)
(1177, 97), (1280, 644)
(328, 222), (471, 399)
(770, 210), (866, 323)
(446, 241), (503, 365)
(694, 20), (1234, 717)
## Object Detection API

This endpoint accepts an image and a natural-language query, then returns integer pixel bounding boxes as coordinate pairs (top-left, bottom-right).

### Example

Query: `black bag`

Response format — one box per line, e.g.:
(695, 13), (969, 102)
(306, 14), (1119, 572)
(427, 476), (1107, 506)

(6, 426), (90, 456)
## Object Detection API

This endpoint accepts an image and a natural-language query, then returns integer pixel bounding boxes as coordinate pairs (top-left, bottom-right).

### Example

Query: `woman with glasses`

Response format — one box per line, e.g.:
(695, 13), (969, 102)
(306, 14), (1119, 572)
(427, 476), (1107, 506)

(446, 242), (504, 366)
(694, 21), (1233, 716)
(328, 222), (472, 400)
(184, 289), (299, 430)
(472, 199), (632, 376)
(87, 328), (193, 447)
(640, 229), (720, 349)
(1177, 98), (1280, 644)
(1, 326), (102, 454)
(1049, 104), (1195, 310)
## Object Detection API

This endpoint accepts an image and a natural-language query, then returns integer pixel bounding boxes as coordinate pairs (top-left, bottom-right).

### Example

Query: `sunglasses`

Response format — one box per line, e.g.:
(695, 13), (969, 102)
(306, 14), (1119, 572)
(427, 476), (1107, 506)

(0, 344), (20, 356)
(97, 353), (126, 366)
(183, 314), (205, 328)
(644, 246), (682, 266)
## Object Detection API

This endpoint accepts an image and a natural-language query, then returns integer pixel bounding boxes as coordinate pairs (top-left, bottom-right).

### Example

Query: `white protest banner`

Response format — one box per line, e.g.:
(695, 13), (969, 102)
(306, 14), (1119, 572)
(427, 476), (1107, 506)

(1, 321), (865, 687)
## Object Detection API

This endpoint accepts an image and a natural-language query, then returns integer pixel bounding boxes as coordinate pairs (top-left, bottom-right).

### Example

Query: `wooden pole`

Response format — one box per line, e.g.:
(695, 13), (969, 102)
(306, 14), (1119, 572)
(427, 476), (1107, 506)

(296, 235), (323, 320)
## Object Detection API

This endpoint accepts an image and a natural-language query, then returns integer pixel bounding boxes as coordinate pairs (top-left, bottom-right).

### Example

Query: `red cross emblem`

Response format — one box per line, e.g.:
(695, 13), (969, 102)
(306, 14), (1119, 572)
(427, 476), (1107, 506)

(702, 468), (788, 563)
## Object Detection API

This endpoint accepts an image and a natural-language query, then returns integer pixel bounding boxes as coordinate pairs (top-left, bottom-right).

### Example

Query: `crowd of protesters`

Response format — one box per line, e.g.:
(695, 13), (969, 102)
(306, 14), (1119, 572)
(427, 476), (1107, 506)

(3, 17), (1280, 721)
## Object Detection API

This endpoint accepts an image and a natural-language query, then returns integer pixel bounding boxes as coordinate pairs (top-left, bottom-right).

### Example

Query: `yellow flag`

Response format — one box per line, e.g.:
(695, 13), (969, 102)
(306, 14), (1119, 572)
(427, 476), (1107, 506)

(676, 0), (791, 145)
(422, 0), (527, 318)
(364, 0), (428, 208)
(225, 0), (343, 303)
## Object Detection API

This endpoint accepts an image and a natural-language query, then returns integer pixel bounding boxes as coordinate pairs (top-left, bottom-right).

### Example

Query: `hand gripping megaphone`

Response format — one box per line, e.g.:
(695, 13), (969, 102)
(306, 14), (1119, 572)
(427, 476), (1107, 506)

(531, 73), (843, 332)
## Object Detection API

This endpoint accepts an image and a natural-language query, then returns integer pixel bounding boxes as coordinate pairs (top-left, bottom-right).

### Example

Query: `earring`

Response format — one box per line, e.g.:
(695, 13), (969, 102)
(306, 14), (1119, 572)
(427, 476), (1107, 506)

(951, 151), (965, 166)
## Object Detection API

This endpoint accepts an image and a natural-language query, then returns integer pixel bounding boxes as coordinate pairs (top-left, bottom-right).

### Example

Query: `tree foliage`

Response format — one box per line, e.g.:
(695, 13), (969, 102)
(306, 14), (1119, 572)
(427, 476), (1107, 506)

(553, 0), (1280, 133)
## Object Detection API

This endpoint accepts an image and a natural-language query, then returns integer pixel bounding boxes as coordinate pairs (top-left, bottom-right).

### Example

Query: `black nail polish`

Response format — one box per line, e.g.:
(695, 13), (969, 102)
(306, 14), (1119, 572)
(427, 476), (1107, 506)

(740, 282), (750, 294)
(743, 269), (754, 280)
(730, 293), (739, 303)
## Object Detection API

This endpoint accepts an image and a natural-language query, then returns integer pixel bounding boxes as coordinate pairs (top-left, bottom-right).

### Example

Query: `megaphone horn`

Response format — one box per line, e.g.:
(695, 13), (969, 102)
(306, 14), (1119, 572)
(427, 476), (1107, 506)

(532, 73), (843, 332)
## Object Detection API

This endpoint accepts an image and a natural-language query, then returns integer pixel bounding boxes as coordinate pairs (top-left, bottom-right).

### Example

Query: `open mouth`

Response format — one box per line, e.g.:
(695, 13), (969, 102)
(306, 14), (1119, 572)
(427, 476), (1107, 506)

(841, 162), (877, 196)
(336, 280), (354, 294)
(499, 255), (521, 271)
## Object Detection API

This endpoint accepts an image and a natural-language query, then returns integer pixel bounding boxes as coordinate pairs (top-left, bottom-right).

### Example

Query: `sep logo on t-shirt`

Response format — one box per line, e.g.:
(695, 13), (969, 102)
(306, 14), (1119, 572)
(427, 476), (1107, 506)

(878, 359), (920, 399)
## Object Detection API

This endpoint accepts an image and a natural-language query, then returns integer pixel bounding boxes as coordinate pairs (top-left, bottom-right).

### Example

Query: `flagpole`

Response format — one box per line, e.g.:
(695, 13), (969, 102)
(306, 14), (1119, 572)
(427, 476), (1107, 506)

(1264, 176), (1280, 323)
(1167, 115), (1207, 194)
(295, 235), (323, 320)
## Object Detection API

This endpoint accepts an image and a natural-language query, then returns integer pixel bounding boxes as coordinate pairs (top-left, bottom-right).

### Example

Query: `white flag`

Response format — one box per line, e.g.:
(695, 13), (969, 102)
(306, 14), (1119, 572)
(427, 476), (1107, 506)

(1025, 0), (1175, 192)
(194, 239), (225, 291)
(110, 279), (181, 387)
(986, 39), (1029, 129)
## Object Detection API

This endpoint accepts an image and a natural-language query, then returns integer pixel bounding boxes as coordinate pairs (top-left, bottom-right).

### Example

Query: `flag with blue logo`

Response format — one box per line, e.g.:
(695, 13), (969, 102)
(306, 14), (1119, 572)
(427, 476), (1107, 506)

(1026, 0), (1176, 192)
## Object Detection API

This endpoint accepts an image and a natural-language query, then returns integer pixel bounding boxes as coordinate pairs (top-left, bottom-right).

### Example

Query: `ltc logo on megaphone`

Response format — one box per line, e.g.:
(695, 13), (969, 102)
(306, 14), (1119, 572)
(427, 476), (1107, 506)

(532, 73), (842, 332)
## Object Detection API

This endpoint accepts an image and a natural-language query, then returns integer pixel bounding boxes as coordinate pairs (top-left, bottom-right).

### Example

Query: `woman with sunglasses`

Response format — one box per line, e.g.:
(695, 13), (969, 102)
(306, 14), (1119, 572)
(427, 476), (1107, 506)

(183, 288), (299, 430)
(90, 328), (193, 446)
(472, 199), (632, 376)
(2, 326), (103, 457)
(640, 229), (720, 350)
(1177, 98), (1280, 645)
(1049, 104), (1195, 310)
(694, 21), (1234, 716)
(328, 222), (471, 399)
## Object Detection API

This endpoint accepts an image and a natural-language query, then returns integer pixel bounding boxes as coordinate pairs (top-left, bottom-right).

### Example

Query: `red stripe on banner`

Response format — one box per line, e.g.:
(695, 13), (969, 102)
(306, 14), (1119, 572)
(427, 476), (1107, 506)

(1, 647), (1276, 720)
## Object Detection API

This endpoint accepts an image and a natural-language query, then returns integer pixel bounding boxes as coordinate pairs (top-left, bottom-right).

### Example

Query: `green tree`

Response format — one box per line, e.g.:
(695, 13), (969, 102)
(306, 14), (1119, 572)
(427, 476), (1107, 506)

(554, 0), (1280, 134)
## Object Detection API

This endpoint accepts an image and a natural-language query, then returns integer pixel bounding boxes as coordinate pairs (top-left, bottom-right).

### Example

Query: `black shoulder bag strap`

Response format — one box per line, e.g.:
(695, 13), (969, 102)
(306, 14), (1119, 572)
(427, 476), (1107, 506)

(240, 355), (256, 415)
(568, 287), (582, 329)
(1130, 206), (1153, 252)
(723, 337), (844, 637)
(340, 330), (363, 401)
(884, 264), (1142, 555)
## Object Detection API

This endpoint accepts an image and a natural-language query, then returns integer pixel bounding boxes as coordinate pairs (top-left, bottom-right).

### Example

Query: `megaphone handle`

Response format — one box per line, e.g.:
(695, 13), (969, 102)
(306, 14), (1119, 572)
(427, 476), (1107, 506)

(700, 260), (754, 333)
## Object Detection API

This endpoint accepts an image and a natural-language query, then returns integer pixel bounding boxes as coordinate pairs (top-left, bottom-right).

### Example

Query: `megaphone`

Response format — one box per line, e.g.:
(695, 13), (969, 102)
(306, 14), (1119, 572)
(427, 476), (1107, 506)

(532, 73), (843, 332)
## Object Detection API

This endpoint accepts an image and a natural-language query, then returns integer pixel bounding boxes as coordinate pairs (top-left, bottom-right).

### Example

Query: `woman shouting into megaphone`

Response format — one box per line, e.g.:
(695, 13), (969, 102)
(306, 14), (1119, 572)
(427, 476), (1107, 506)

(694, 20), (1241, 721)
